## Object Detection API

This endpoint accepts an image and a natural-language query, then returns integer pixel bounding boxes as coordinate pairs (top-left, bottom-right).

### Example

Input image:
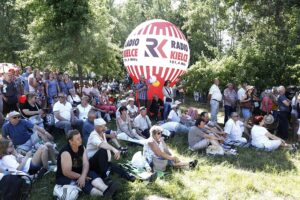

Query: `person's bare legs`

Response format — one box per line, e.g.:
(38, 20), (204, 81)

(111, 138), (121, 148)
(45, 142), (57, 164)
(91, 178), (108, 192)
(31, 145), (49, 169)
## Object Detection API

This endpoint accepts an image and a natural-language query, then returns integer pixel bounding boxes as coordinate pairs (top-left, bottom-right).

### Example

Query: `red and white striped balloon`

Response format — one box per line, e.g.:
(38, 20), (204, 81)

(123, 19), (190, 100)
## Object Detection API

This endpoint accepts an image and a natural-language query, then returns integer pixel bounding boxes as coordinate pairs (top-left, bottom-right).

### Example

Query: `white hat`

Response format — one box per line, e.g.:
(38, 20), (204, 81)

(7, 111), (21, 119)
(94, 118), (106, 126)
(171, 104), (178, 109)
(120, 99), (127, 104)
(128, 97), (135, 102)
(174, 100), (182, 105)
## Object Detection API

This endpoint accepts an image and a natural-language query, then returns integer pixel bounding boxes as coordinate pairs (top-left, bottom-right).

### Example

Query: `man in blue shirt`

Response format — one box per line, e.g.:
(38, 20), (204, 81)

(136, 75), (148, 108)
(21, 66), (32, 94)
(2, 111), (55, 153)
(82, 110), (126, 152)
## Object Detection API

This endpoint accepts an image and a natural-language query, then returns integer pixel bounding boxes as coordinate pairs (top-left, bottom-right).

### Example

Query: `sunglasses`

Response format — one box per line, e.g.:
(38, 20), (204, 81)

(12, 116), (21, 119)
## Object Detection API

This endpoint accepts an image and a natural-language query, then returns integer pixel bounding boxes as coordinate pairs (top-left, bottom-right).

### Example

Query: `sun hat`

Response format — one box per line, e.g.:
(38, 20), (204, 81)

(246, 85), (254, 91)
(7, 111), (21, 119)
(94, 118), (106, 126)
(120, 99), (127, 104)
(128, 97), (135, 102)
(263, 114), (274, 125)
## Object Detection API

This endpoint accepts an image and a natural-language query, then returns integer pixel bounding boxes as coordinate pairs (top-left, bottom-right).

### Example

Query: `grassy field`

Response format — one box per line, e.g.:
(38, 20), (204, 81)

(30, 100), (300, 200)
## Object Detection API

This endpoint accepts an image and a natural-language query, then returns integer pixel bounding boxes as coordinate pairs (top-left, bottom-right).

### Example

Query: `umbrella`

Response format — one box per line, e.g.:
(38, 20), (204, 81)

(0, 63), (19, 73)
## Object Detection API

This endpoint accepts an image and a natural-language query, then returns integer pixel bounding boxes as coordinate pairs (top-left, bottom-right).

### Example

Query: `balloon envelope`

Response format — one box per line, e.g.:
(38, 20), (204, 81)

(123, 19), (190, 100)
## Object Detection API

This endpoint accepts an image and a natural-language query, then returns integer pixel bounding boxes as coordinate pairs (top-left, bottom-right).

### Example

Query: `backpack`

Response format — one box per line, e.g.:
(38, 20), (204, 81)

(0, 174), (32, 200)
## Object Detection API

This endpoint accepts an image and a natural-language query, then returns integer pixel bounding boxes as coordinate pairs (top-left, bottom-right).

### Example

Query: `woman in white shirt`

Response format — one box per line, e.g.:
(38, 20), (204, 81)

(76, 96), (92, 121)
(0, 140), (56, 176)
(162, 80), (173, 120)
(251, 116), (293, 151)
(67, 88), (81, 107)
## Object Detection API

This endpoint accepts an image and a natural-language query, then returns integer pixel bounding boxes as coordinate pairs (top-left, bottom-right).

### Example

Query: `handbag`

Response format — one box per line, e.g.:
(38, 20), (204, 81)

(53, 184), (81, 200)
(152, 157), (168, 171)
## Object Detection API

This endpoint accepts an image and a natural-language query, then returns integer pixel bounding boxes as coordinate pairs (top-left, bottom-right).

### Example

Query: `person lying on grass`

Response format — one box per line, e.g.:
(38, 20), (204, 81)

(143, 125), (198, 171)
(0, 139), (56, 178)
(251, 116), (295, 151)
(56, 129), (119, 198)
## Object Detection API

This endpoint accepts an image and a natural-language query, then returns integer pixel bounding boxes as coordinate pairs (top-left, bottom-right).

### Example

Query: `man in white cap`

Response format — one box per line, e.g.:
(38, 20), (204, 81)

(87, 118), (135, 181)
(2, 111), (55, 154)
(167, 100), (182, 123)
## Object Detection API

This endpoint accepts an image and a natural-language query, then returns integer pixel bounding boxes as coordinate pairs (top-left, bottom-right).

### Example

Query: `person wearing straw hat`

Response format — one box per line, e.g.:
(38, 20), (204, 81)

(127, 97), (138, 120)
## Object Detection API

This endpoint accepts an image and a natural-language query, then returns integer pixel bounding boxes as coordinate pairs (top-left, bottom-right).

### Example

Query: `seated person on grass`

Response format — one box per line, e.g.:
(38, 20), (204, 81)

(117, 106), (145, 140)
(2, 111), (55, 154)
(251, 116), (295, 151)
(53, 92), (83, 135)
(82, 110), (126, 150)
(224, 112), (247, 146)
(86, 118), (135, 181)
(199, 112), (226, 137)
(143, 125), (198, 171)
(126, 97), (138, 121)
(56, 129), (119, 198)
(188, 118), (224, 151)
(0, 139), (56, 178)
(133, 107), (152, 138)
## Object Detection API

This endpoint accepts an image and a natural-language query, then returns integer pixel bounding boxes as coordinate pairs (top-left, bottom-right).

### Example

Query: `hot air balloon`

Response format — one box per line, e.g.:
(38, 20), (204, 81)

(123, 19), (190, 100)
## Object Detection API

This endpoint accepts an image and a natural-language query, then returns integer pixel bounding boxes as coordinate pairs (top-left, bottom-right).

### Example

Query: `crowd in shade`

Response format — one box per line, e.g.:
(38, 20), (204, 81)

(0, 66), (299, 199)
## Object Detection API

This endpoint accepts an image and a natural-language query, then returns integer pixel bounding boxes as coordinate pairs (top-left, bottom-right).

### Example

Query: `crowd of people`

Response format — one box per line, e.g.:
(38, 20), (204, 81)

(0, 66), (299, 199)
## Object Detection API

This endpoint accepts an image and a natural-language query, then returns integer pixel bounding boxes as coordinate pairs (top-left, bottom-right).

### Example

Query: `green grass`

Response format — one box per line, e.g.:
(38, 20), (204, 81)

(30, 99), (300, 200)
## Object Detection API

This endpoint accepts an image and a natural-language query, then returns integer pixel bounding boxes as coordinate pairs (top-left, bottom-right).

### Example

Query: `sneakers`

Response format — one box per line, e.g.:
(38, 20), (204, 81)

(224, 149), (238, 156)
(189, 160), (198, 169)
(103, 182), (121, 198)
(36, 168), (49, 179)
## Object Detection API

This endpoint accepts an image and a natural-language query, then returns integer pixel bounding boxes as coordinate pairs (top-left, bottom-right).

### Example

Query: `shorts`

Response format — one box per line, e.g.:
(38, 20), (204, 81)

(28, 162), (42, 175)
(56, 171), (99, 194)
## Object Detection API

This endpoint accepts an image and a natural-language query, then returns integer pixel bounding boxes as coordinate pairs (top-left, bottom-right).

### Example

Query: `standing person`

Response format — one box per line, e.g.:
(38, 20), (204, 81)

(208, 78), (222, 125)
(237, 83), (247, 116)
(136, 75), (148, 108)
(162, 80), (173, 120)
(223, 83), (237, 124)
(60, 73), (74, 96)
(46, 72), (60, 108)
(22, 66), (32, 94)
(240, 86), (254, 121)
(28, 69), (40, 93)
(277, 86), (290, 140)
(55, 130), (119, 198)
(1, 72), (18, 115)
